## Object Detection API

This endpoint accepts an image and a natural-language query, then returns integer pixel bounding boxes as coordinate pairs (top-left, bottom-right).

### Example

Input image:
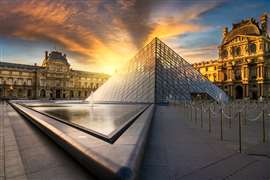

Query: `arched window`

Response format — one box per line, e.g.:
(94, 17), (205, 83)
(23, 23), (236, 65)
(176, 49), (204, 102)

(70, 90), (74, 98)
(221, 50), (228, 58)
(27, 89), (32, 98)
(40, 89), (46, 98)
(233, 47), (241, 56)
(249, 43), (256, 53)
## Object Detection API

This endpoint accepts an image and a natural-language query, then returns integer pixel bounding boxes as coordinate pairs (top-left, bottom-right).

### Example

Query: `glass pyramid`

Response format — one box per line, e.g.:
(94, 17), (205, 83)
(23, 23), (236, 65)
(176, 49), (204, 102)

(87, 38), (228, 104)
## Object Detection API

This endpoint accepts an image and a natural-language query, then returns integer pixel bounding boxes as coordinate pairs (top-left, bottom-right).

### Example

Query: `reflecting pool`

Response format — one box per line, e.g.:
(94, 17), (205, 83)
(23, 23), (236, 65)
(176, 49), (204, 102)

(25, 103), (147, 136)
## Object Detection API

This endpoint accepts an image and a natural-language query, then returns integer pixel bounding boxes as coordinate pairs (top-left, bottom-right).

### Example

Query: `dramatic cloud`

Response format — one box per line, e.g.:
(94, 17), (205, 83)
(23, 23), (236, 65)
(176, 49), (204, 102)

(0, 0), (225, 73)
(177, 45), (218, 63)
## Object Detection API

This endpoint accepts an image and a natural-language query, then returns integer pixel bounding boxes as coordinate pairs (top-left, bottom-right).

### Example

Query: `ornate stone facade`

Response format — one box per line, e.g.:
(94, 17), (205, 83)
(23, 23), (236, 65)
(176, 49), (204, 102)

(193, 14), (270, 99)
(0, 51), (109, 100)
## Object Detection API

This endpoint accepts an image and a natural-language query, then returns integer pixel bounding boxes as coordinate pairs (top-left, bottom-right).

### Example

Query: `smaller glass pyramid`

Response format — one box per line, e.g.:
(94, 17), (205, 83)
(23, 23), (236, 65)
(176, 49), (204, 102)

(87, 38), (228, 104)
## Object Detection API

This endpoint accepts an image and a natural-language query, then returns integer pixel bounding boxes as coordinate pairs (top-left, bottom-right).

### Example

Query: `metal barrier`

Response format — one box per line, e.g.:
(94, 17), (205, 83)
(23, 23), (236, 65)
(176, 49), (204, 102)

(185, 100), (269, 153)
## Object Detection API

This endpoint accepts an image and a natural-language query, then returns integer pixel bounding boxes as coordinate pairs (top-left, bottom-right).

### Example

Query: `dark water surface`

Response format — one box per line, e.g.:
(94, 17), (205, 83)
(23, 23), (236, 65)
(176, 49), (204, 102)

(29, 103), (146, 136)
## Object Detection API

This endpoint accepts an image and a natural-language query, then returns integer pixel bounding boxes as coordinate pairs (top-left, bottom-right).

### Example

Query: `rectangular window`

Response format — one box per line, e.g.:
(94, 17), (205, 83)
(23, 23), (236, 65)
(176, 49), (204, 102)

(1, 71), (9, 75)
(235, 69), (241, 80)
(250, 66), (256, 79)
(8, 78), (12, 85)
(27, 79), (32, 86)
(12, 71), (19, 75)
(18, 78), (23, 85)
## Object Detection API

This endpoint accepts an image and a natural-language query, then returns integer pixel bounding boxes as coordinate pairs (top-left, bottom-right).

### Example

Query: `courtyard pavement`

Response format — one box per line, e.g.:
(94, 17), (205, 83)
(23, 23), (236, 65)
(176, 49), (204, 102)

(0, 102), (95, 180)
(139, 105), (270, 180)
(0, 102), (269, 180)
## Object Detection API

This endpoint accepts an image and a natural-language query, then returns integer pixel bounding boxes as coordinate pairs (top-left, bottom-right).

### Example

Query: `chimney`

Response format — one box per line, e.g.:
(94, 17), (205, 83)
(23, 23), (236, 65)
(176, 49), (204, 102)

(223, 27), (228, 39)
(45, 51), (48, 59)
(260, 13), (268, 36)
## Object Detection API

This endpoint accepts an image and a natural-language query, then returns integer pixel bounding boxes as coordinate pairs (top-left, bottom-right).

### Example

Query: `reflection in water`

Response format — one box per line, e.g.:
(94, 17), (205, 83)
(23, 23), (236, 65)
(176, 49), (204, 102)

(31, 104), (146, 136)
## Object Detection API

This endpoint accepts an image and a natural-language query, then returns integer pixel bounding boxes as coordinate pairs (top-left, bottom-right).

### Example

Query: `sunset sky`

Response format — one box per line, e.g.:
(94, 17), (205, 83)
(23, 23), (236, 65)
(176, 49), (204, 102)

(0, 0), (269, 74)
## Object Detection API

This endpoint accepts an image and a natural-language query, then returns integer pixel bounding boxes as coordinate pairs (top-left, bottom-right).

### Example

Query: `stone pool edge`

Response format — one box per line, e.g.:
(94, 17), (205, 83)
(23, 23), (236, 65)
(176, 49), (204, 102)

(9, 102), (155, 180)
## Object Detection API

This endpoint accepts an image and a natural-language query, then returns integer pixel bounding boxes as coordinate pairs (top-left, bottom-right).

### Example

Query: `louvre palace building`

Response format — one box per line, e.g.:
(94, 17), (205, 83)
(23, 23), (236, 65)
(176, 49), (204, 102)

(0, 51), (109, 100)
(193, 13), (270, 99)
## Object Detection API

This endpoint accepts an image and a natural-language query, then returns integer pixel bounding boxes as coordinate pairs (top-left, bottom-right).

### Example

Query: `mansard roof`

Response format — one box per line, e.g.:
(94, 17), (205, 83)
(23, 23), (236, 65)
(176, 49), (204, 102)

(71, 69), (110, 77)
(0, 61), (42, 71)
(222, 18), (262, 45)
(47, 51), (69, 65)
(193, 60), (218, 67)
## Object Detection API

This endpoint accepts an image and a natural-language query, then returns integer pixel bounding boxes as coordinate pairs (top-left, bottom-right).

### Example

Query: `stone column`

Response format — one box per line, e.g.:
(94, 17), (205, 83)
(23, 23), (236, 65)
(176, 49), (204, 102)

(262, 65), (264, 78)
(231, 85), (234, 99)
(244, 64), (249, 80)
(257, 63), (264, 79)
(261, 83), (264, 97)
(227, 65), (232, 81)
(257, 84), (260, 97)
(260, 65), (262, 78)
(258, 83), (263, 97)
(246, 84), (249, 97)
(257, 66), (260, 78)
(244, 84), (249, 97)
(217, 65), (224, 82)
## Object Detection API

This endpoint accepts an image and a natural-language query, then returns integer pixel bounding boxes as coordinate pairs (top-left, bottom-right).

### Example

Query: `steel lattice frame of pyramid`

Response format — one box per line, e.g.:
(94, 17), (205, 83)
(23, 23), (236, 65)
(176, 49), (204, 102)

(87, 38), (228, 104)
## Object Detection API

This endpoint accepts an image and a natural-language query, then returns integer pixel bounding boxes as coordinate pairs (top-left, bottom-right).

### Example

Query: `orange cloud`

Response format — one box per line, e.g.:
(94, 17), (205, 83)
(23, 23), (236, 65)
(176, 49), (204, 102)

(0, 0), (223, 74)
(176, 45), (218, 63)
(148, 22), (206, 42)
(0, 0), (137, 73)
(147, 2), (220, 42)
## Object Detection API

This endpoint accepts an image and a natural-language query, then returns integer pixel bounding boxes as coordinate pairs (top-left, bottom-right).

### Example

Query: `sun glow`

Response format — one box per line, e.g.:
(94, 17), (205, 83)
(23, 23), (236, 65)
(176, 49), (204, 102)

(92, 40), (137, 75)
(89, 50), (136, 75)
